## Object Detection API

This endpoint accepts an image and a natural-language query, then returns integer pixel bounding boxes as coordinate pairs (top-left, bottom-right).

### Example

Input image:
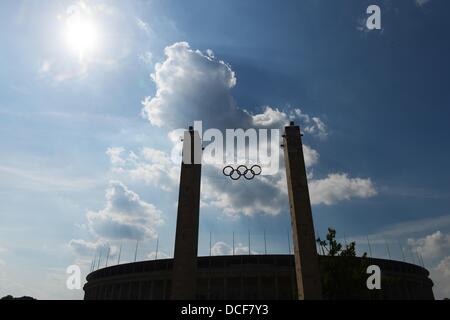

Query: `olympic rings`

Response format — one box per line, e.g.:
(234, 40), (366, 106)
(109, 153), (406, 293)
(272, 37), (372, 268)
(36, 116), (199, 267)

(222, 165), (262, 180)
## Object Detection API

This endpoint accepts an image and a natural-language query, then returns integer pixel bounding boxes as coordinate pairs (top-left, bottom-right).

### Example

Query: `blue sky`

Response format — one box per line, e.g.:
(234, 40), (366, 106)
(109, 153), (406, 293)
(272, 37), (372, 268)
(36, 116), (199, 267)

(0, 0), (449, 299)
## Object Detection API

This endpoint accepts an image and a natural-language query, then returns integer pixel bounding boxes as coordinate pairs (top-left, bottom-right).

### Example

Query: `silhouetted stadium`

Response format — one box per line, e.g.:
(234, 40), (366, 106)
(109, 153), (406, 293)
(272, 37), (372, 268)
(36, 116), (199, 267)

(83, 255), (434, 300)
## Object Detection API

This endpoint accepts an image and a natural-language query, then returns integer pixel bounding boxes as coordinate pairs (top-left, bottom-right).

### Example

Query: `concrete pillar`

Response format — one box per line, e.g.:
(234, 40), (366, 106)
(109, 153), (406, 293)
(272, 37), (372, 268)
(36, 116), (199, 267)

(283, 122), (322, 300)
(171, 127), (202, 299)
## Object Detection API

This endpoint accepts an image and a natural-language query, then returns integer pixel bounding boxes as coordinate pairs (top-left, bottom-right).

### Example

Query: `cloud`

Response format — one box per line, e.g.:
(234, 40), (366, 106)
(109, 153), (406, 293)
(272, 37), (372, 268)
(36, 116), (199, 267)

(136, 18), (152, 34)
(69, 239), (100, 256)
(141, 42), (327, 135)
(106, 142), (316, 214)
(415, 0), (432, 7)
(363, 215), (450, 241)
(107, 144), (317, 217)
(68, 239), (117, 258)
(309, 173), (377, 206)
(107, 145), (286, 217)
(201, 172), (286, 217)
(303, 145), (320, 168)
(141, 42), (244, 130)
(146, 251), (169, 260)
(431, 256), (450, 299)
(107, 147), (180, 191)
(85, 181), (164, 240)
(250, 106), (328, 139)
(138, 42), (376, 218)
(211, 241), (257, 255)
(139, 51), (153, 66)
(211, 241), (231, 255)
(405, 230), (450, 299)
(251, 107), (287, 127)
(408, 231), (450, 259)
(106, 147), (126, 166)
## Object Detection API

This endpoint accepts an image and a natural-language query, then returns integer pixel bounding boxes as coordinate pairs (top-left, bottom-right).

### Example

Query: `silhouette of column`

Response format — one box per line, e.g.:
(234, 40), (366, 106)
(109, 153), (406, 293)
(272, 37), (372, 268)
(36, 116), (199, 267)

(283, 121), (322, 300)
(171, 126), (202, 300)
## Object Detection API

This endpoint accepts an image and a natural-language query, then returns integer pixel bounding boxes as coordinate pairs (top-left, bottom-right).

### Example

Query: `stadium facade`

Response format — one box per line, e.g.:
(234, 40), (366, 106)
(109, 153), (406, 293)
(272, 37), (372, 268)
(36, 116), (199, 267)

(84, 255), (434, 300)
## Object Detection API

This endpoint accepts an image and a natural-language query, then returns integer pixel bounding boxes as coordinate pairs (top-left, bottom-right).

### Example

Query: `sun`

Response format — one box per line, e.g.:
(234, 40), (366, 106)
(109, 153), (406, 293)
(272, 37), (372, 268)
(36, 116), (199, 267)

(64, 14), (100, 60)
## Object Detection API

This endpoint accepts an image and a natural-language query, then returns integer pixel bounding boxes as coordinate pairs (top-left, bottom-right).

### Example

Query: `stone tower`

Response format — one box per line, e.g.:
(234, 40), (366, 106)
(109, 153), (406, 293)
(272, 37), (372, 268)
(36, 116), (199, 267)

(171, 127), (202, 300)
(283, 121), (322, 300)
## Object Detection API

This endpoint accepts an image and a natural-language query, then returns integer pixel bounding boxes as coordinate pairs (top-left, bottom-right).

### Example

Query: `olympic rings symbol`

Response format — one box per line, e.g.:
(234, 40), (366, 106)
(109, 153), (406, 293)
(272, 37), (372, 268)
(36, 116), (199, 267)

(222, 165), (262, 180)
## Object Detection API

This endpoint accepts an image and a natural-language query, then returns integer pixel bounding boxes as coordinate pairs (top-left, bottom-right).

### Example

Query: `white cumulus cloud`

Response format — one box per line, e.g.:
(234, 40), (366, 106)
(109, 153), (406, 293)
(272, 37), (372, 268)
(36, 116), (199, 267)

(85, 181), (164, 240)
(408, 231), (450, 259)
(250, 106), (328, 139)
(141, 42), (244, 130)
(431, 256), (450, 299)
(309, 173), (377, 206)
(142, 42), (328, 136)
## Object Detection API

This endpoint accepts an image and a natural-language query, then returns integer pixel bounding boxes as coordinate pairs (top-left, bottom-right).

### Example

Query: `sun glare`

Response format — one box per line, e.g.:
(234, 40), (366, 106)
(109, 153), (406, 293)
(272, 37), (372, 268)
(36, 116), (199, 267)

(64, 14), (100, 60)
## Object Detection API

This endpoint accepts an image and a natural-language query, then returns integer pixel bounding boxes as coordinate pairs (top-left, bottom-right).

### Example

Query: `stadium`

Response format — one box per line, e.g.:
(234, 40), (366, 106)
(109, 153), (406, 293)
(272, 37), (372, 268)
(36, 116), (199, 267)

(83, 255), (434, 300)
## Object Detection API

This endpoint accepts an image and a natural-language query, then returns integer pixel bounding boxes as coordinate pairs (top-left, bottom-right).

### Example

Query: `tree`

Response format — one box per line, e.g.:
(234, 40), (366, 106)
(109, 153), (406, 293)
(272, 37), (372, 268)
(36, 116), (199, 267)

(317, 228), (369, 299)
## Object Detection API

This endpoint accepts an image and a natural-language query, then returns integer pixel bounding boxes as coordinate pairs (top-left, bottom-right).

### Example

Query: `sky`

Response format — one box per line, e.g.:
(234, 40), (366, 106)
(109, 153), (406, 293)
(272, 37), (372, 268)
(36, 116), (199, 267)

(0, 0), (449, 299)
